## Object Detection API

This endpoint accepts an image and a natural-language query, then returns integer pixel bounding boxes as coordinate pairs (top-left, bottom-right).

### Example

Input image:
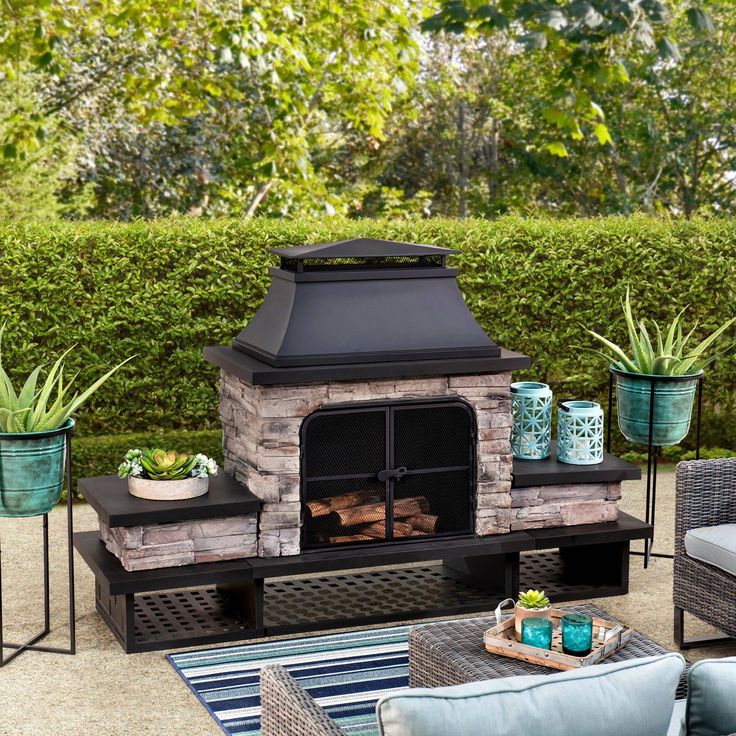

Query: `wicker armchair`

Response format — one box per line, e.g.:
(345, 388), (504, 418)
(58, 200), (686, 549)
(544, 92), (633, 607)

(674, 458), (736, 648)
(260, 665), (347, 736)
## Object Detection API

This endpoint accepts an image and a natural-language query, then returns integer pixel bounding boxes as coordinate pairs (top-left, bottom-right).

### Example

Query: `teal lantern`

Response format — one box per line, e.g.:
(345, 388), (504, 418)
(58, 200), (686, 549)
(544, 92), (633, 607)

(510, 382), (552, 460)
(557, 400), (604, 465)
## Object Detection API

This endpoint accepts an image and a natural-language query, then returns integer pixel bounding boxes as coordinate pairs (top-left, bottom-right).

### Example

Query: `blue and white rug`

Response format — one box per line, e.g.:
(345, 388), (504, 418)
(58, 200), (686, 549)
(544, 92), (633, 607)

(167, 625), (411, 735)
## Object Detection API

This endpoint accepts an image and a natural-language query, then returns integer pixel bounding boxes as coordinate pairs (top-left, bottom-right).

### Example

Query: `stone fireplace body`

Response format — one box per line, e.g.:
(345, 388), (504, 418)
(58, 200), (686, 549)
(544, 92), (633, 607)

(203, 238), (620, 559)
(218, 370), (514, 556)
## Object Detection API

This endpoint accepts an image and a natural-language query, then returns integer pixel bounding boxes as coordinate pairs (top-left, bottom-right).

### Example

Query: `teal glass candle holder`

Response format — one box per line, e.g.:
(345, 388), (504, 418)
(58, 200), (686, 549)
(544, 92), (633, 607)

(561, 613), (593, 656)
(510, 382), (552, 460)
(557, 400), (604, 465)
(521, 617), (553, 650)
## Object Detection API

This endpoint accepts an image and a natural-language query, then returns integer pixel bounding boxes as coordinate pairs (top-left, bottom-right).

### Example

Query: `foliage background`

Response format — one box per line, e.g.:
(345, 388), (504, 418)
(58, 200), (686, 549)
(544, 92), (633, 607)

(2, 1), (734, 221)
(1, 216), (734, 483)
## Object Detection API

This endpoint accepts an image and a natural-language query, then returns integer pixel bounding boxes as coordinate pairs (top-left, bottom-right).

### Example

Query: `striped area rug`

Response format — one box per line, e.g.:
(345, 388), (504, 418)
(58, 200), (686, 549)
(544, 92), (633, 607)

(167, 625), (412, 735)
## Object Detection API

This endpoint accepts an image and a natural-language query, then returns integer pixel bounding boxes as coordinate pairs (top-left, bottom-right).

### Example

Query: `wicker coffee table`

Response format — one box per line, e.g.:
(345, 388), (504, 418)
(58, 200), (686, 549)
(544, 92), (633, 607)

(409, 603), (688, 699)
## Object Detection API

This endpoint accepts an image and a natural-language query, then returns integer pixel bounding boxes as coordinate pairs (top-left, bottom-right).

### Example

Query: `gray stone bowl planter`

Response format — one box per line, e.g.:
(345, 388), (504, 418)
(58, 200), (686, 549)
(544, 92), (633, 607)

(128, 475), (209, 501)
(0, 418), (74, 517)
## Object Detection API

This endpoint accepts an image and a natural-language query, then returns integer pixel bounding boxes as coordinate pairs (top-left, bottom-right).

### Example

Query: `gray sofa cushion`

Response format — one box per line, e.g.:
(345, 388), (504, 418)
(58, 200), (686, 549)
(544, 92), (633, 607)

(376, 653), (685, 736)
(667, 700), (686, 736)
(685, 524), (736, 576)
(687, 657), (736, 736)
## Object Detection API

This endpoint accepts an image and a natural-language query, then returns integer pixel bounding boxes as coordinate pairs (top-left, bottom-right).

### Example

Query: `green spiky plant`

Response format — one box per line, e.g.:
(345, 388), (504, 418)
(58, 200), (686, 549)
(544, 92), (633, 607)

(137, 449), (199, 480)
(517, 589), (550, 610)
(586, 289), (736, 376)
(0, 324), (134, 433)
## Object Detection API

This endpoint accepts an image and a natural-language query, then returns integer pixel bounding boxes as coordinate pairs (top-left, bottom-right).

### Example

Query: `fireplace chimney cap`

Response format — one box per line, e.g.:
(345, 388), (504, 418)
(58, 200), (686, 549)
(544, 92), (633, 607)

(229, 237), (502, 368)
(269, 238), (459, 261)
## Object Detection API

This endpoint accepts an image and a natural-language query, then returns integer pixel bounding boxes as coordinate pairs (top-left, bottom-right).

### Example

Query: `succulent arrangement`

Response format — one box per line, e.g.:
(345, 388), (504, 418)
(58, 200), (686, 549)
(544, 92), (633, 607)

(118, 448), (218, 481)
(517, 589), (551, 610)
(0, 324), (133, 433)
(586, 289), (735, 376)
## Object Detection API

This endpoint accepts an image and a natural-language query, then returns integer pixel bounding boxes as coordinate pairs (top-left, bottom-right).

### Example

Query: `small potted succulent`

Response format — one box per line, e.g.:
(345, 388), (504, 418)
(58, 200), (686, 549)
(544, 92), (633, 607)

(118, 448), (218, 501)
(587, 290), (735, 446)
(515, 589), (551, 641)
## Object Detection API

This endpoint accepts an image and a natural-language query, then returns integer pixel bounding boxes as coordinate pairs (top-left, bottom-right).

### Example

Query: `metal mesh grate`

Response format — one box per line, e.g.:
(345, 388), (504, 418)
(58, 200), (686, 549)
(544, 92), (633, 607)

(133, 589), (249, 645)
(301, 401), (474, 549)
(304, 409), (386, 479)
(263, 567), (494, 628)
(393, 470), (472, 537)
(394, 405), (473, 469)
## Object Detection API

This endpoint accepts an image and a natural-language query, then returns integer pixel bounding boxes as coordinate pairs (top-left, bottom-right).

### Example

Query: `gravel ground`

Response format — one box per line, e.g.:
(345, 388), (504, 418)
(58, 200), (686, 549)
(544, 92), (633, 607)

(0, 469), (733, 735)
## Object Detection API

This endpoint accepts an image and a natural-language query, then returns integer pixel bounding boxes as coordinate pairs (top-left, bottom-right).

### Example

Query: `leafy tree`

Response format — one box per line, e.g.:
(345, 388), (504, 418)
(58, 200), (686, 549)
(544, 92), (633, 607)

(421, 0), (705, 157)
(0, 77), (88, 218)
(1, 1), (419, 216)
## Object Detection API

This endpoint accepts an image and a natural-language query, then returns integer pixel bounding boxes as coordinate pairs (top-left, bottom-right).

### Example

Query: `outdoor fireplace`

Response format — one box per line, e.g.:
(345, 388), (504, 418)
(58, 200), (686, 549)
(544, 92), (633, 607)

(205, 237), (531, 557)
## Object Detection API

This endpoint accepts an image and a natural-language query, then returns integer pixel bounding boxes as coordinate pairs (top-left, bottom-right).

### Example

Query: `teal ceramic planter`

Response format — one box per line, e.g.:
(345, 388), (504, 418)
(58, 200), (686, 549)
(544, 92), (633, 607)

(612, 367), (700, 447)
(510, 382), (552, 460)
(0, 419), (73, 517)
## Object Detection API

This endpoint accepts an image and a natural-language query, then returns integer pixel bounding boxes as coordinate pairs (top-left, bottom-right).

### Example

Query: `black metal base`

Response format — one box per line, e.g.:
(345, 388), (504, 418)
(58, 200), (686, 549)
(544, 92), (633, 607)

(76, 511), (650, 654)
(607, 371), (703, 569)
(0, 432), (76, 667)
(92, 545), (634, 653)
(674, 606), (736, 650)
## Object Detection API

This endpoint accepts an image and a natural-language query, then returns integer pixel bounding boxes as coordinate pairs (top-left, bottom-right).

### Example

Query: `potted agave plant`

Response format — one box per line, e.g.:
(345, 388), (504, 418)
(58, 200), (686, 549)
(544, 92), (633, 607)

(587, 290), (735, 446)
(514, 589), (551, 641)
(0, 326), (132, 517)
(118, 448), (218, 501)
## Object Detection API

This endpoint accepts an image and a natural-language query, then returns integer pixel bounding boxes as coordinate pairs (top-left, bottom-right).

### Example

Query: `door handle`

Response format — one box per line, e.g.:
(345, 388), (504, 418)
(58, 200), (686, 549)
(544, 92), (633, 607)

(378, 466), (407, 482)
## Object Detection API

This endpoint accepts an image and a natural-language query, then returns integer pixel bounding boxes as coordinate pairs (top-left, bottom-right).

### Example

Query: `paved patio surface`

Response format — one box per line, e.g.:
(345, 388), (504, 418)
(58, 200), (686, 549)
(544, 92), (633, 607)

(0, 469), (733, 735)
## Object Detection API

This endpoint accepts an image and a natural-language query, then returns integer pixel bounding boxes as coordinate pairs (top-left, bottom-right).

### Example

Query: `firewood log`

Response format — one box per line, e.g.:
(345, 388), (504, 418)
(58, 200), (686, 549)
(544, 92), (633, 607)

(401, 514), (438, 534)
(328, 534), (374, 543)
(334, 496), (430, 526)
(359, 520), (413, 538)
(306, 491), (380, 517)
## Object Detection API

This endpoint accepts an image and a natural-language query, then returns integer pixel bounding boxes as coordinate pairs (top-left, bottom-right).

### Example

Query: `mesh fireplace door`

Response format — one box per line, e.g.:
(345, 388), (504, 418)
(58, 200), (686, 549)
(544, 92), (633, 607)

(301, 400), (475, 549)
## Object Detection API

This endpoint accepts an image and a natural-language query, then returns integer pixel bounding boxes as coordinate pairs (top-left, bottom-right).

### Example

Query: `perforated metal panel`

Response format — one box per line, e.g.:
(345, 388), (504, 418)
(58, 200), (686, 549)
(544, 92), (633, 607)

(301, 400), (475, 549)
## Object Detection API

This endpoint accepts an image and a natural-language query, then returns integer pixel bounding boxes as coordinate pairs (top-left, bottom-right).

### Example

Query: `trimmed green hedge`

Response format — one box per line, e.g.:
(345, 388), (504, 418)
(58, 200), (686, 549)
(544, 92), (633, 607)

(1, 216), (735, 450)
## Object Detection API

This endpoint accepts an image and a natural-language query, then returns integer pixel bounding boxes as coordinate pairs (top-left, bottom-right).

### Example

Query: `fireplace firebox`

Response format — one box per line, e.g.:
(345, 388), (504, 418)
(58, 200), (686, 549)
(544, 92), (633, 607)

(301, 399), (475, 548)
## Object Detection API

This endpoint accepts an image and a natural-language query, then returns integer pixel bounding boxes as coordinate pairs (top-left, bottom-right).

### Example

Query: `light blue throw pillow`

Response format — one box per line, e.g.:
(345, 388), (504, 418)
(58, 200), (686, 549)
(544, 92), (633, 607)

(687, 657), (736, 736)
(376, 653), (685, 736)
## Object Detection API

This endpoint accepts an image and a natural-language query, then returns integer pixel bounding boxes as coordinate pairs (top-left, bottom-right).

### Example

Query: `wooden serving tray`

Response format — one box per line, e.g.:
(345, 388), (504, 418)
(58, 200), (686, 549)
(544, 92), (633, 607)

(484, 608), (632, 671)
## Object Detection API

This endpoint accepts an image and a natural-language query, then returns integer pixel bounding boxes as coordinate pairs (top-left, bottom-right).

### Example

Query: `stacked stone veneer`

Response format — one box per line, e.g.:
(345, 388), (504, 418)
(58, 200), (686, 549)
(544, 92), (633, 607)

(100, 515), (257, 572)
(506, 482), (621, 531)
(219, 370), (515, 557)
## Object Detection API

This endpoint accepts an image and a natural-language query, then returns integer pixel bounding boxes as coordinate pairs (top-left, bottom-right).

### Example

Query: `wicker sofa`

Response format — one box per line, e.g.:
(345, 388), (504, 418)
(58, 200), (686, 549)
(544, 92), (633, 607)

(674, 458), (736, 648)
(260, 656), (693, 736)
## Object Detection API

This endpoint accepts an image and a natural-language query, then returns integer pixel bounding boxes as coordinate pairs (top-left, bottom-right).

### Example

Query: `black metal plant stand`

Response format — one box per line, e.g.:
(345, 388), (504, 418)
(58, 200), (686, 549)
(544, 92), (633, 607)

(607, 370), (703, 569)
(0, 431), (76, 667)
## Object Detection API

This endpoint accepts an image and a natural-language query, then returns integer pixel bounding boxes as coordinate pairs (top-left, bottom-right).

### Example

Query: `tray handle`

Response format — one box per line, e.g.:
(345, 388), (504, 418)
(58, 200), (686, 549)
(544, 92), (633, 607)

(603, 625), (624, 650)
(494, 598), (516, 628)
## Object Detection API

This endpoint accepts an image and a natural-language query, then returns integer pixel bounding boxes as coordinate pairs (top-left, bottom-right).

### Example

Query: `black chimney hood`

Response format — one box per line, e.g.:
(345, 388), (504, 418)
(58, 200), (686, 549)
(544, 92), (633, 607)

(204, 238), (529, 384)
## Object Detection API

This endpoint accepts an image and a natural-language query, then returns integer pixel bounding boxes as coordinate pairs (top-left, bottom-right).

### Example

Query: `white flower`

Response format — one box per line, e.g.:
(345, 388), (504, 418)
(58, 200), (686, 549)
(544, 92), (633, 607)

(117, 456), (144, 479)
(193, 453), (218, 477)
